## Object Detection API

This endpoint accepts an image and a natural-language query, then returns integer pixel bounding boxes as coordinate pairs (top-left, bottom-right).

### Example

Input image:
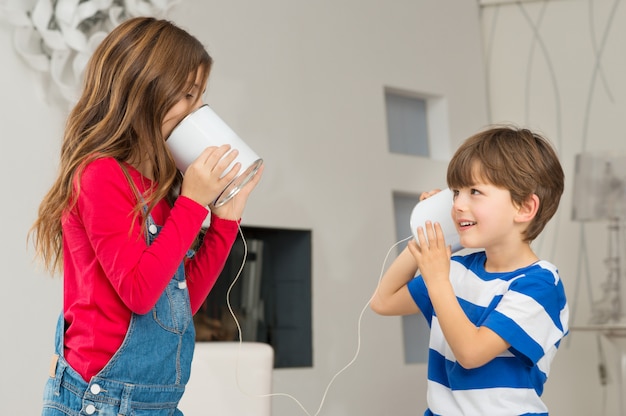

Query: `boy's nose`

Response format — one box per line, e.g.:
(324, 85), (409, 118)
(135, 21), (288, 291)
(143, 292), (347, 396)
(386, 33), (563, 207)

(453, 194), (468, 211)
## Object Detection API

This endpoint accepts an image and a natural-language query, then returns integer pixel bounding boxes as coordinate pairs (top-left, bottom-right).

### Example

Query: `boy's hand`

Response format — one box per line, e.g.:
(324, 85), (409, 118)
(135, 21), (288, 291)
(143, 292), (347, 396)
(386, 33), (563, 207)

(419, 188), (442, 201)
(408, 221), (452, 289)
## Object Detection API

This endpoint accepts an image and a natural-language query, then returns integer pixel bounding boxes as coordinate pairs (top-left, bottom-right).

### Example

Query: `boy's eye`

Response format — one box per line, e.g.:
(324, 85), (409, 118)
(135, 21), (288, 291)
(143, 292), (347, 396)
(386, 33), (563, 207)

(470, 188), (481, 195)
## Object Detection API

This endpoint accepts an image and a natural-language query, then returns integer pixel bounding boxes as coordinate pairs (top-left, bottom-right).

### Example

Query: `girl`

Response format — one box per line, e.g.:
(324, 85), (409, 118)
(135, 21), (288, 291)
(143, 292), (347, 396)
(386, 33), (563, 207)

(31, 17), (262, 415)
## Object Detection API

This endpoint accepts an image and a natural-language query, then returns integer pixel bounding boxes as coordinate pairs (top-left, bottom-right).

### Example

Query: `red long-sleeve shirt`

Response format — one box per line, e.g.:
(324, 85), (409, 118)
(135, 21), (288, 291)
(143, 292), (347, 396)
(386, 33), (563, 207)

(62, 157), (239, 381)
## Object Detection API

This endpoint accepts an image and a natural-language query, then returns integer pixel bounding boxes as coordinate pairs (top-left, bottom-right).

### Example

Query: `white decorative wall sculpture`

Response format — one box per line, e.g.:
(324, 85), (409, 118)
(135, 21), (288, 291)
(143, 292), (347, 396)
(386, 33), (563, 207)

(0, 0), (181, 105)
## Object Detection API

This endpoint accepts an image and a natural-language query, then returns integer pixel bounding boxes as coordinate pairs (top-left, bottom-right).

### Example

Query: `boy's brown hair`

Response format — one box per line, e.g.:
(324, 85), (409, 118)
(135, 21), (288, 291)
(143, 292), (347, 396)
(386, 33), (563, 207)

(446, 125), (564, 242)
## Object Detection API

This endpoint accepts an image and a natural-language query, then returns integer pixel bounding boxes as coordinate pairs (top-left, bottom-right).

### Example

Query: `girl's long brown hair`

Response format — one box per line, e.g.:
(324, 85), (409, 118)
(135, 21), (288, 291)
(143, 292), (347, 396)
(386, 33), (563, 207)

(30, 17), (212, 274)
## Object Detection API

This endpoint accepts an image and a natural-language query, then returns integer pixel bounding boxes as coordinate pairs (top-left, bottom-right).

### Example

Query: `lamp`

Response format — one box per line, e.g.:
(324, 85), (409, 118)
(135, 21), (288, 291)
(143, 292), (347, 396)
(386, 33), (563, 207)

(0, 0), (181, 105)
(572, 152), (626, 324)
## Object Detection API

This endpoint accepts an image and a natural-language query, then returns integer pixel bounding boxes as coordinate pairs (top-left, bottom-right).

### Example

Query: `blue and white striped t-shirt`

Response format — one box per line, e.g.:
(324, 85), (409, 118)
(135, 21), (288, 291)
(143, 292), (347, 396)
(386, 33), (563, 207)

(407, 250), (569, 416)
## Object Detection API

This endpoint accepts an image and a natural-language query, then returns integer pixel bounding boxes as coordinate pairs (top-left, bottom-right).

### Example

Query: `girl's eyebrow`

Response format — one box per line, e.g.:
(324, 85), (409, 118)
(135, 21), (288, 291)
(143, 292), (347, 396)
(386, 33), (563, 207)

(192, 83), (207, 95)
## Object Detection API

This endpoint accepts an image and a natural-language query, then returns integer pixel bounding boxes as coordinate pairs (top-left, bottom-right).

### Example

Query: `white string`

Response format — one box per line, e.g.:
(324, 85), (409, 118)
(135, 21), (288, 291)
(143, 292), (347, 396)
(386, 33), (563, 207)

(222, 202), (412, 415)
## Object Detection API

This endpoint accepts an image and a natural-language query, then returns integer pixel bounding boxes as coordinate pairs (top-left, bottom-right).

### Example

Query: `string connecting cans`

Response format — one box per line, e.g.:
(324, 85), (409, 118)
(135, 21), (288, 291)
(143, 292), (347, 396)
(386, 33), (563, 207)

(223, 208), (411, 415)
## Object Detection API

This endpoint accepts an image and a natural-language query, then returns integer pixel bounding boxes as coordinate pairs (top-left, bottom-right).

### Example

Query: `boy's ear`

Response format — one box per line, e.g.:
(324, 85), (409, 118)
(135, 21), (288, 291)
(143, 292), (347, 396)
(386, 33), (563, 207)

(515, 194), (540, 223)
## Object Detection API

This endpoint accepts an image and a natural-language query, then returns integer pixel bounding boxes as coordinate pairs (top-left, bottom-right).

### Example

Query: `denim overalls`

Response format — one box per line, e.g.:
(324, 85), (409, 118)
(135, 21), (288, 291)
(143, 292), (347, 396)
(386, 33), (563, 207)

(42, 214), (196, 416)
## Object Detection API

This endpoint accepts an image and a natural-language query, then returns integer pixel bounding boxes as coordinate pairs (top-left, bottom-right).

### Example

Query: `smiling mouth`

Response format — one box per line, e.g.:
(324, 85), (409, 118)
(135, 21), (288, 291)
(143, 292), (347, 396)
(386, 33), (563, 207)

(459, 221), (477, 228)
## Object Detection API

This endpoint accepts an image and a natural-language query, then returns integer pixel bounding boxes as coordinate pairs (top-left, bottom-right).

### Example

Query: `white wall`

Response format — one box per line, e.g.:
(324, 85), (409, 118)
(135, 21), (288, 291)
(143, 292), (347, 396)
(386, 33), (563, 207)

(0, 1), (489, 415)
(481, 1), (626, 415)
(0, 13), (66, 414)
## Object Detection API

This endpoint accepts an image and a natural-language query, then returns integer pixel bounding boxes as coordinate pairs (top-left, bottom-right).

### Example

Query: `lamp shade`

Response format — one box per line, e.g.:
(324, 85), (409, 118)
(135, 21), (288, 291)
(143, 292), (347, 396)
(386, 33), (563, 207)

(572, 152), (626, 221)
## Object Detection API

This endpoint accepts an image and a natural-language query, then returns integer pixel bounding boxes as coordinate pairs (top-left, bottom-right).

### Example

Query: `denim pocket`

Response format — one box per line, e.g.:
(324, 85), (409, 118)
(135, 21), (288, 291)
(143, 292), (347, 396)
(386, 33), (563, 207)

(153, 277), (192, 334)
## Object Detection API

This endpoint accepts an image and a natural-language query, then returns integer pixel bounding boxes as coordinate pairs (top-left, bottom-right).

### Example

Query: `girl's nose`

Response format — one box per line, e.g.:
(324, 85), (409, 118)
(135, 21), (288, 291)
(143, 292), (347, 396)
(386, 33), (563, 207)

(193, 99), (204, 111)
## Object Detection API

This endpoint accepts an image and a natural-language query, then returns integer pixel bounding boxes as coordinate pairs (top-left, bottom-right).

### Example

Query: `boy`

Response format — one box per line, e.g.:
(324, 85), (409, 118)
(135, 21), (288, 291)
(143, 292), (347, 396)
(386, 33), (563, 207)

(371, 125), (568, 416)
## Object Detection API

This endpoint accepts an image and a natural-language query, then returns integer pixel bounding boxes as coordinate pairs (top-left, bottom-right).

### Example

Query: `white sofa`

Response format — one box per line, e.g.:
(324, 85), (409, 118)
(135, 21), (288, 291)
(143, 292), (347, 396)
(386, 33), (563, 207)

(179, 342), (274, 416)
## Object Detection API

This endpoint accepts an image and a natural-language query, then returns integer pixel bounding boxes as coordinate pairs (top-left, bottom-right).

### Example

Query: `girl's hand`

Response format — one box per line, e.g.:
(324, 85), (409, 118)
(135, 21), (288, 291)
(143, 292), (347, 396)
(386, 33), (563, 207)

(408, 221), (451, 289)
(180, 145), (241, 207)
(211, 163), (264, 220)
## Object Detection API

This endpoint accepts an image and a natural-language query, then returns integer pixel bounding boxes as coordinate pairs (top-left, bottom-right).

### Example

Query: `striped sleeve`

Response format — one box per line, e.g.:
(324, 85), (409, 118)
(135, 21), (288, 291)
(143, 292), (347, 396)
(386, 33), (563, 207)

(407, 275), (435, 326)
(481, 262), (569, 367)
